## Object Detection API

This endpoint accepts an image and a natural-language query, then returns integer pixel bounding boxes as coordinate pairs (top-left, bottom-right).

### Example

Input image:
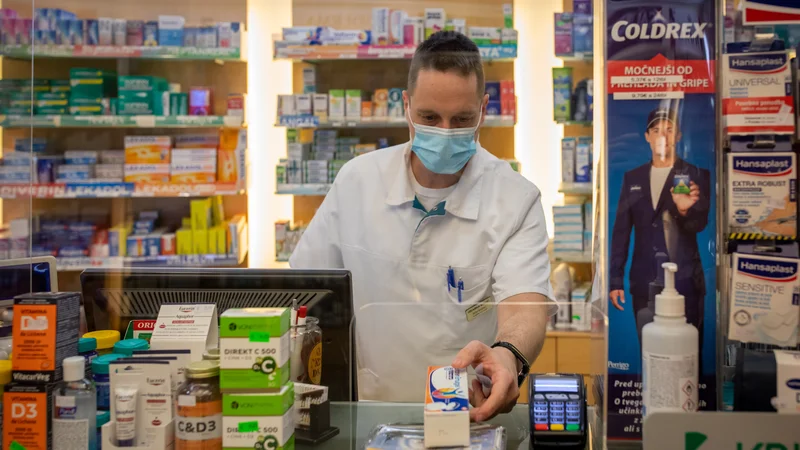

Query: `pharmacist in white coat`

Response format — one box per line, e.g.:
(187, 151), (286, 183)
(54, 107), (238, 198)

(290, 31), (555, 422)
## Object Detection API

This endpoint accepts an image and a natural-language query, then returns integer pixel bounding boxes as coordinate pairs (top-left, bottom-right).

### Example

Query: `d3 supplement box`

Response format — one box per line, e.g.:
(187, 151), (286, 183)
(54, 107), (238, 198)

(12, 292), (80, 384)
(3, 383), (55, 450)
(219, 308), (291, 391)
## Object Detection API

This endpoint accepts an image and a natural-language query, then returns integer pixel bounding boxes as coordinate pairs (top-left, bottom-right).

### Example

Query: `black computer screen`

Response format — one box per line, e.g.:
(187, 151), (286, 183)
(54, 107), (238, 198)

(0, 262), (52, 304)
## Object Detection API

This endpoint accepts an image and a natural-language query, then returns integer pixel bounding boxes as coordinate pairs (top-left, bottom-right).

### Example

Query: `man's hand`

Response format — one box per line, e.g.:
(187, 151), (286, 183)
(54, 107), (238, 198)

(609, 289), (625, 311)
(671, 181), (700, 216)
(452, 340), (519, 422)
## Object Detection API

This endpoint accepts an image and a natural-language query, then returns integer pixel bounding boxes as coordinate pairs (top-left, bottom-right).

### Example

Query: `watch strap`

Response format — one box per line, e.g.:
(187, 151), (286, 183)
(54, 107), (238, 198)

(491, 341), (530, 387)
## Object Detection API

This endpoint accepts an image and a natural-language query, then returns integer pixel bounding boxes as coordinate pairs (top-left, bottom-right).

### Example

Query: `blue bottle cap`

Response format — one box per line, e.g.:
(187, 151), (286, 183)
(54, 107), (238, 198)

(78, 337), (97, 353)
(113, 338), (150, 356)
(91, 353), (125, 375)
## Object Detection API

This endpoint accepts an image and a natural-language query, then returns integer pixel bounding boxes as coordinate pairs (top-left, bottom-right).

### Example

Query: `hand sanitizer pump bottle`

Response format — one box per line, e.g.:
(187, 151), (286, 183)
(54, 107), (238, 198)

(642, 262), (699, 417)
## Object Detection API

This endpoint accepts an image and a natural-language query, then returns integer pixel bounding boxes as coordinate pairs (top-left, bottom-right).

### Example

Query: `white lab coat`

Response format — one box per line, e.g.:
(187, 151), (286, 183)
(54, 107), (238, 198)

(290, 142), (555, 402)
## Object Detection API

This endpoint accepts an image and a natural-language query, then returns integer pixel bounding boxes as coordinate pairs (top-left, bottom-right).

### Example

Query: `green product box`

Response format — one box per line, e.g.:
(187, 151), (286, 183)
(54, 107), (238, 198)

(118, 75), (168, 92)
(69, 68), (116, 79)
(3, 107), (31, 114)
(118, 90), (168, 116)
(222, 383), (294, 415)
(36, 92), (67, 101)
(169, 92), (188, 115)
(276, 164), (287, 184)
(36, 106), (68, 115)
(50, 79), (71, 93)
(70, 79), (117, 99)
(552, 67), (573, 122)
(69, 105), (104, 115)
(110, 98), (118, 115)
(69, 97), (104, 106)
(0, 79), (22, 91)
(286, 129), (298, 143)
(18, 79), (51, 93)
(219, 308), (291, 391)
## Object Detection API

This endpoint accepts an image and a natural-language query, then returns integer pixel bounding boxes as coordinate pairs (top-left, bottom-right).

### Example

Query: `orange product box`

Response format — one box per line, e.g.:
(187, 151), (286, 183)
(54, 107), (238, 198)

(373, 89), (389, 117)
(124, 164), (171, 183)
(361, 101), (373, 118)
(124, 135), (172, 164)
(219, 128), (246, 151)
(12, 291), (81, 384)
(3, 383), (55, 450)
(217, 149), (237, 183)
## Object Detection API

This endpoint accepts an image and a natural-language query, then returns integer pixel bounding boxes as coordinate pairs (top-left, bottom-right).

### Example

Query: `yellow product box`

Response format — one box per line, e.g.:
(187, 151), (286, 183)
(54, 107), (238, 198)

(211, 195), (226, 226)
(182, 217), (192, 228)
(191, 198), (212, 231)
(124, 164), (170, 183)
(219, 129), (247, 151)
(171, 171), (216, 183)
(170, 159), (217, 183)
(193, 228), (209, 255)
(217, 149), (237, 183)
(208, 226), (227, 254)
(124, 135), (172, 164)
(176, 228), (193, 255)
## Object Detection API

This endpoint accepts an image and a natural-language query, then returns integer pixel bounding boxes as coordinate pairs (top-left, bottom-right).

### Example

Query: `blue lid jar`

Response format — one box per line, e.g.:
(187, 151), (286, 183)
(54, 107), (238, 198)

(92, 353), (125, 376)
(79, 337), (97, 354)
(113, 339), (149, 356)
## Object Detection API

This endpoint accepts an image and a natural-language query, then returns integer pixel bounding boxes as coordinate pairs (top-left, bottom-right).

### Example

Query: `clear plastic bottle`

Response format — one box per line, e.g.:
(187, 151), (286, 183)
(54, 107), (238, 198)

(642, 263), (699, 416)
(53, 356), (98, 450)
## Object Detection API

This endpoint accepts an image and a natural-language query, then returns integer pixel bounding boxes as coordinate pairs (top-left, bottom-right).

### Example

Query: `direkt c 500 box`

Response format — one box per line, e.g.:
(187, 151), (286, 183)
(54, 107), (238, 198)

(219, 308), (291, 391)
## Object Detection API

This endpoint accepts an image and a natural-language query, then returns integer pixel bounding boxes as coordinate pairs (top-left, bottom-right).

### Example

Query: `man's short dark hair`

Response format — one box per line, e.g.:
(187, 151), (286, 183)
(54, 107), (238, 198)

(408, 31), (485, 97)
(646, 108), (680, 131)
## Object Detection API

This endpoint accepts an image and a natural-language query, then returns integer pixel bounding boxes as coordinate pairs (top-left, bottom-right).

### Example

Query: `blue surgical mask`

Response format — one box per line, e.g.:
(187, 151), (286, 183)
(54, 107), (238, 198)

(408, 107), (481, 175)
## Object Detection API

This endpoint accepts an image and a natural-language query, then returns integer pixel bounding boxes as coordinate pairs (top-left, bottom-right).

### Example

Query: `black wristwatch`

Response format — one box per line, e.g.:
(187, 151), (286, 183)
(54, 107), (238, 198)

(491, 341), (530, 387)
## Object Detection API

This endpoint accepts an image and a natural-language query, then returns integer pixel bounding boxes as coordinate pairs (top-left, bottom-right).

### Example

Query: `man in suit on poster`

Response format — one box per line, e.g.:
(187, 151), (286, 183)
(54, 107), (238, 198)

(609, 107), (711, 344)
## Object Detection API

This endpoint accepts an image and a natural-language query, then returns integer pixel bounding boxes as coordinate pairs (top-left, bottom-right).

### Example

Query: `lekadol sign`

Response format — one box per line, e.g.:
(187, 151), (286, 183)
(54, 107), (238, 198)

(744, 1), (800, 25)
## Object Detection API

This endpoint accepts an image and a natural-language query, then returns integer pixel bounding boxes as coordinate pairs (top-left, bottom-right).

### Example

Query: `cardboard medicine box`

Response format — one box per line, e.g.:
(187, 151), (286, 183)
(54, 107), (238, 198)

(12, 292), (81, 384)
(3, 383), (55, 450)
(222, 384), (295, 450)
(219, 308), (291, 391)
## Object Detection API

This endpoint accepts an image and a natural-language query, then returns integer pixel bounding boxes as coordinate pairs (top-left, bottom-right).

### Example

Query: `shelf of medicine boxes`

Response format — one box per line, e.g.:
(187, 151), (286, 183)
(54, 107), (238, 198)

(558, 182), (592, 196)
(0, 182), (245, 200)
(276, 183), (331, 196)
(0, 45), (245, 61)
(556, 52), (593, 62)
(276, 115), (515, 128)
(0, 115), (244, 128)
(273, 42), (518, 62)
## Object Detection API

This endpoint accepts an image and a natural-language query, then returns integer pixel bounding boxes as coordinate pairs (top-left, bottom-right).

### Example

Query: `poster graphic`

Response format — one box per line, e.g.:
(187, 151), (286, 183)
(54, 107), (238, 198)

(744, 0), (800, 25)
(605, 0), (717, 440)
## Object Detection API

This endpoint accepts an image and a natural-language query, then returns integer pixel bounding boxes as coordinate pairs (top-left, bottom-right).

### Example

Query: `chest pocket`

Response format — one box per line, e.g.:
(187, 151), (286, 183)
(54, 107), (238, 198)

(436, 265), (496, 350)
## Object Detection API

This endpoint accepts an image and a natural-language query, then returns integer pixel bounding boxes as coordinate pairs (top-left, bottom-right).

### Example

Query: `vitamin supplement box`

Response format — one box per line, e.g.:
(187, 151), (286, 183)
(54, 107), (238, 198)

(222, 383), (295, 450)
(3, 383), (56, 450)
(219, 308), (291, 391)
(11, 292), (81, 384)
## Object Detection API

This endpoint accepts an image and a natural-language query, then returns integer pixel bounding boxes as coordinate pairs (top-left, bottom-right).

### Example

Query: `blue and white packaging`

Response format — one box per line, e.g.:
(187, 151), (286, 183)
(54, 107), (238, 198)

(561, 137), (576, 183)
(729, 253), (799, 347)
(216, 21), (241, 48)
(183, 27), (198, 47)
(320, 29), (370, 45)
(158, 15), (184, 47)
(1, 151), (33, 166)
(144, 21), (158, 46)
(282, 26), (318, 43)
(36, 155), (61, 183)
(55, 19), (70, 44)
(64, 150), (98, 165)
(85, 19), (99, 45)
(70, 19), (84, 45)
(573, 14), (593, 54)
(56, 164), (93, 181)
(573, 0), (592, 14)
(728, 152), (796, 237)
(486, 101), (501, 116)
(575, 137), (592, 183)
(485, 81), (501, 102)
(424, 366), (469, 448)
(15, 138), (47, 153)
(0, 166), (31, 183)
(109, 228), (125, 257)
(98, 18), (113, 45)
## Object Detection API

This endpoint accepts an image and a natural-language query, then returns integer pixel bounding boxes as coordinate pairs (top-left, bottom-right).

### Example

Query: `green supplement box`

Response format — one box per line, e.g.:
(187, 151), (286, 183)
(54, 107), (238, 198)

(552, 67), (573, 122)
(118, 75), (169, 92)
(118, 90), (169, 116)
(169, 92), (188, 115)
(222, 384), (295, 450)
(219, 308), (291, 391)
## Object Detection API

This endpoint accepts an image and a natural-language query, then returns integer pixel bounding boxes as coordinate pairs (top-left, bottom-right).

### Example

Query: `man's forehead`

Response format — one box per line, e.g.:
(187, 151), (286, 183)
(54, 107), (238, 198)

(649, 119), (676, 129)
(413, 69), (481, 97)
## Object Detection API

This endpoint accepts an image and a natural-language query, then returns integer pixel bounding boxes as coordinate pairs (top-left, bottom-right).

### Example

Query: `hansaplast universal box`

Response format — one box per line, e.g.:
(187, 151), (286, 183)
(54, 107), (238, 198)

(12, 292), (80, 384)
(219, 308), (291, 391)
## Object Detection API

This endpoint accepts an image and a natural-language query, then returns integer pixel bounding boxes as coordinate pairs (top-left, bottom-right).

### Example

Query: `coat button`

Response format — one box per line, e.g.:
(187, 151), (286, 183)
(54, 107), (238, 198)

(652, 223), (657, 228)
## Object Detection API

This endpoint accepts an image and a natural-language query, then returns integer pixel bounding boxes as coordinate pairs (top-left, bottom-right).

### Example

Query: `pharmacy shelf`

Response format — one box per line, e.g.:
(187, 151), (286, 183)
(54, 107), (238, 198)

(0, 44), (244, 61)
(552, 252), (592, 264)
(276, 184), (331, 196)
(0, 115), (244, 128)
(273, 42), (517, 61)
(557, 52), (594, 62)
(558, 182), (592, 195)
(0, 182), (244, 199)
(556, 120), (592, 127)
(276, 115), (515, 128)
(54, 252), (246, 272)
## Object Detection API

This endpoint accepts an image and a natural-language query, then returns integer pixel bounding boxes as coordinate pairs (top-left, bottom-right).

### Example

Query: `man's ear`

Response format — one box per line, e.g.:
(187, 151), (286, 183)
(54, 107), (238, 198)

(403, 90), (410, 112)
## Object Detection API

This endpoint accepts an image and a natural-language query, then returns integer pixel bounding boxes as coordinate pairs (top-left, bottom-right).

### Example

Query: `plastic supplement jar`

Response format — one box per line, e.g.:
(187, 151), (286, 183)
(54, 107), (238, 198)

(83, 330), (120, 356)
(92, 353), (125, 410)
(176, 361), (222, 450)
(113, 338), (149, 356)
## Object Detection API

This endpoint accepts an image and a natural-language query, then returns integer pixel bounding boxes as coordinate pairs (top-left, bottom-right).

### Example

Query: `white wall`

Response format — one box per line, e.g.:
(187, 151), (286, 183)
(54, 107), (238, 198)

(247, 0), (294, 268)
(514, 0), (564, 237)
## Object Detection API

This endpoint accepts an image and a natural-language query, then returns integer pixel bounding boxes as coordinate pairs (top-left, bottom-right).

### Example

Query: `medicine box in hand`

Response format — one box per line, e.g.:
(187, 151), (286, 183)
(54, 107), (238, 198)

(424, 365), (469, 448)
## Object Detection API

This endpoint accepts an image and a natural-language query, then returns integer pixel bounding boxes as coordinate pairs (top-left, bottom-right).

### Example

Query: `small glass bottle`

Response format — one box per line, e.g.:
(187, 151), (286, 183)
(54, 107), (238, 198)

(53, 356), (98, 450)
(291, 307), (323, 384)
(176, 361), (222, 450)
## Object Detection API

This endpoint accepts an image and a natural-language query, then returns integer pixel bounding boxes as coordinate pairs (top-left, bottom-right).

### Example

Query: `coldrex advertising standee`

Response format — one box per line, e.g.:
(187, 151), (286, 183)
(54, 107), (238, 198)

(605, 0), (717, 441)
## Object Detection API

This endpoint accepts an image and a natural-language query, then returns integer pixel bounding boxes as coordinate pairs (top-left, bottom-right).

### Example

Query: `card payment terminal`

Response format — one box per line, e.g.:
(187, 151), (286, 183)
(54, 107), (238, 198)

(529, 373), (587, 449)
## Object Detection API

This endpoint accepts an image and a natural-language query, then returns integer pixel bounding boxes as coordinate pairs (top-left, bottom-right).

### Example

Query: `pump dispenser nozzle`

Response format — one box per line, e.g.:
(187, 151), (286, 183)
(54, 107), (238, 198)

(655, 262), (685, 318)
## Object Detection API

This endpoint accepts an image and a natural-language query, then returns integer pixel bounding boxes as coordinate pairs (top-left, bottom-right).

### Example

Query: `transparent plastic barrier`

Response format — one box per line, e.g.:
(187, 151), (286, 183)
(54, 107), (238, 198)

(330, 301), (609, 450)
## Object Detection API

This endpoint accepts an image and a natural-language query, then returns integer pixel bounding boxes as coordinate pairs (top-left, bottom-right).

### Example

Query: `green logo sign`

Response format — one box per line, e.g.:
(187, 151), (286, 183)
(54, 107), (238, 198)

(686, 432), (708, 450)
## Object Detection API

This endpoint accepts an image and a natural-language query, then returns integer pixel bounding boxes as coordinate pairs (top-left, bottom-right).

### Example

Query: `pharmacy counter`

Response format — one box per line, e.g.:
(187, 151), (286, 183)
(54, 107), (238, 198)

(297, 402), (601, 449)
